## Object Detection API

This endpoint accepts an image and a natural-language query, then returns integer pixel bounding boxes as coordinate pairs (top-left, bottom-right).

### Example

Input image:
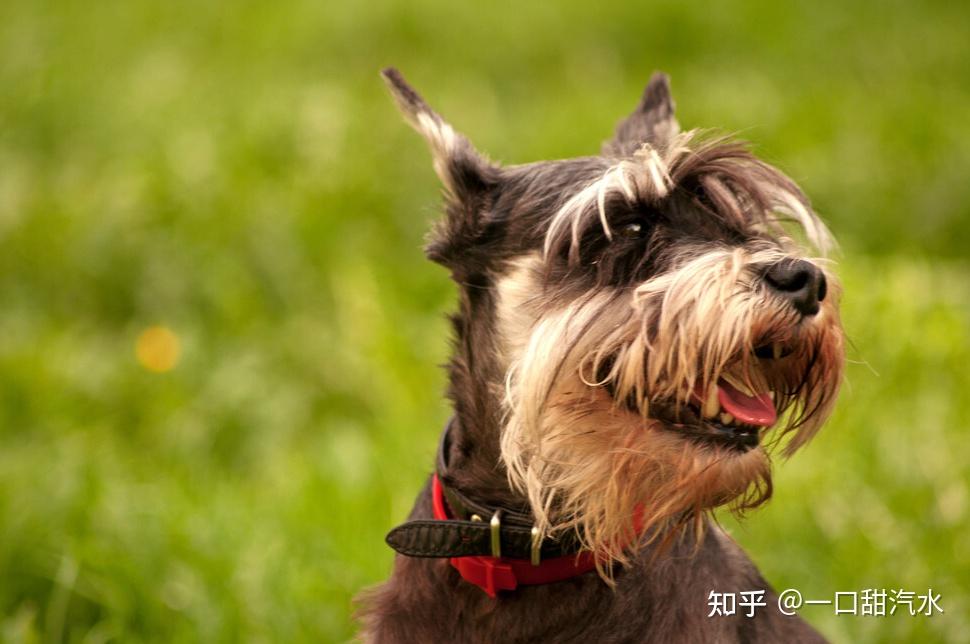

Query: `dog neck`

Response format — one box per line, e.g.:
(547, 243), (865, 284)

(437, 286), (528, 511)
(438, 410), (525, 513)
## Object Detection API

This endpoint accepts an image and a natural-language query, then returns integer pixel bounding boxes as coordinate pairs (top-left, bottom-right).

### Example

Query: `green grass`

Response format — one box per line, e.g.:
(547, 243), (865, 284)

(0, 1), (968, 641)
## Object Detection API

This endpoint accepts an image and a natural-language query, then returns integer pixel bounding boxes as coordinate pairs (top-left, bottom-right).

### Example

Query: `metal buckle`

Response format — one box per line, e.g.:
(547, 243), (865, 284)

(530, 526), (541, 566)
(490, 510), (502, 558)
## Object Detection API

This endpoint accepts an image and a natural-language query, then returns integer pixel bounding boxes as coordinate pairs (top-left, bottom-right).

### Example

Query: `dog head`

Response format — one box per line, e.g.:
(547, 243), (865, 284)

(383, 68), (844, 566)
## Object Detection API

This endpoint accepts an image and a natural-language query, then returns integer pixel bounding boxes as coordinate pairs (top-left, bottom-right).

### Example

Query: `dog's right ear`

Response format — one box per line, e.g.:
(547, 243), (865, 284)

(603, 72), (680, 156)
(381, 67), (500, 268)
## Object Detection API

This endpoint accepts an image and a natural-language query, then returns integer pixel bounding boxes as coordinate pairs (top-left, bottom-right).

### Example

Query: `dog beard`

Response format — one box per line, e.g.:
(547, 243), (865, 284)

(498, 243), (844, 573)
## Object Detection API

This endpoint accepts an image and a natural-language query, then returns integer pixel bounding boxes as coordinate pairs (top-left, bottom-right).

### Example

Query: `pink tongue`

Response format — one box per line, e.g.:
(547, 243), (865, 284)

(717, 379), (777, 427)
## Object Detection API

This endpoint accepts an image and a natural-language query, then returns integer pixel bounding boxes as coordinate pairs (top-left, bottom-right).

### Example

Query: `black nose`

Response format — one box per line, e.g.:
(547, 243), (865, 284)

(764, 259), (827, 316)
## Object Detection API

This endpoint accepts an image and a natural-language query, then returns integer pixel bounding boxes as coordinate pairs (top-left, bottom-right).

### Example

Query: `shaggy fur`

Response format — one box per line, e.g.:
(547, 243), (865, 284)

(358, 68), (844, 643)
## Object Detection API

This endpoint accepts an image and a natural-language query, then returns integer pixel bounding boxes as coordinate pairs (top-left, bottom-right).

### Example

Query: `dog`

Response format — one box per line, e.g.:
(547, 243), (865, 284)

(357, 68), (844, 643)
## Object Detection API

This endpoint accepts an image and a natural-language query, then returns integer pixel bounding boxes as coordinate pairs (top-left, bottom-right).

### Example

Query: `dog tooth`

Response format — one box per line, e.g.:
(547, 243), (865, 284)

(772, 342), (783, 360)
(719, 412), (734, 425)
(702, 385), (719, 418)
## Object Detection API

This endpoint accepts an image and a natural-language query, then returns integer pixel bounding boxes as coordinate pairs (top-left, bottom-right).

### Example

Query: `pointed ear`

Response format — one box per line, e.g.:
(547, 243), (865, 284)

(381, 67), (497, 202)
(603, 72), (680, 156)
(381, 68), (502, 271)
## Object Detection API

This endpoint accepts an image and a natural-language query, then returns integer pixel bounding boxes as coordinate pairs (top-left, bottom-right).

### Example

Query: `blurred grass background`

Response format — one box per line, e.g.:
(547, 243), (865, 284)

(0, 0), (967, 641)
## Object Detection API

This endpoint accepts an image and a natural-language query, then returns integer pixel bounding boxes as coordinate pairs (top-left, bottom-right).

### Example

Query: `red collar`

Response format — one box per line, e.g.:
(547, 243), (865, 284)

(432, 473), (598, 597)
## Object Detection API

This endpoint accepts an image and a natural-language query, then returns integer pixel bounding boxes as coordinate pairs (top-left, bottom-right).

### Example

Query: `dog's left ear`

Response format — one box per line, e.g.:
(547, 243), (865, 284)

(382, 68), (501, 268)
(603, 72), (680, 156)
(381, 68), (497, 197)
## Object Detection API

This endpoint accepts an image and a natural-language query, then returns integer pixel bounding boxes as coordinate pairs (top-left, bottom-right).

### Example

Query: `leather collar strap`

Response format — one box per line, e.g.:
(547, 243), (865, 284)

(384, 420), (597, 597)
(430, 474), (597, 597)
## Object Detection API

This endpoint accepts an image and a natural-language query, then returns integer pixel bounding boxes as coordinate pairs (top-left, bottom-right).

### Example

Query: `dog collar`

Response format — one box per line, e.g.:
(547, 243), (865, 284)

(384, 420), (598, 597)
(431, 473), (597, 596)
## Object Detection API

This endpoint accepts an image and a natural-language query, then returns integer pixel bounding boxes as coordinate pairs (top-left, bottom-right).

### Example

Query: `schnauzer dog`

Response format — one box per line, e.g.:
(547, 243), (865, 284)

(358, 68), (843, 643)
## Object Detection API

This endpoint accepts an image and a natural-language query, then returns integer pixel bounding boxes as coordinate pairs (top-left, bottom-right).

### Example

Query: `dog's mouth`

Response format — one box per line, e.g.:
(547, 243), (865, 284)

(606, 342), (789, 451)
(683, 376), (776, 450)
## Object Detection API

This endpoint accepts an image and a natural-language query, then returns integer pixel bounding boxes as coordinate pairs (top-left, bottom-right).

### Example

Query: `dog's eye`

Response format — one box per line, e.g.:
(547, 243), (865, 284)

(619, 222), (644, 238)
